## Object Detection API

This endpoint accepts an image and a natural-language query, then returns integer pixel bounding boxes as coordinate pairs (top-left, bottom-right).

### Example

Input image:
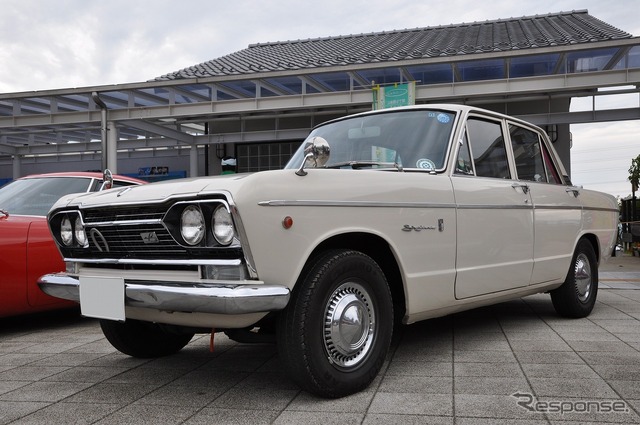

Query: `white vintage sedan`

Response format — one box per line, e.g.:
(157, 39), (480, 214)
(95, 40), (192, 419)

(39, 104), (618, 398)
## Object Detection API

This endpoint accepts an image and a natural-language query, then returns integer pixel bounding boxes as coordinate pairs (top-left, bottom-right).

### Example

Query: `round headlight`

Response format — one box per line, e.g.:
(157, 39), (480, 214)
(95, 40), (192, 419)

(180, 205), (205, 245)
(212, 204), (234, 246)
(74, 218), (87, 247)
(60, 216), (73, 246)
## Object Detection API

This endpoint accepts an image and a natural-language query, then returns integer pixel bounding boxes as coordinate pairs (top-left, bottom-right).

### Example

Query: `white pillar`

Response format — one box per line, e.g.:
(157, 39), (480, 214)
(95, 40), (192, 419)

(12, 155), (21, 179)
(107, 121), (118, 173)
(190, 145), (199, 177)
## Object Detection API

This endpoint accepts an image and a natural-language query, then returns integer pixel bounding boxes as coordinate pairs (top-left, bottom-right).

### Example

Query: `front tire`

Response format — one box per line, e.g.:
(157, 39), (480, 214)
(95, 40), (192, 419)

(277, 250), (393, 398)
(551, 239), (598, 318)
(100, 319), (194, 358)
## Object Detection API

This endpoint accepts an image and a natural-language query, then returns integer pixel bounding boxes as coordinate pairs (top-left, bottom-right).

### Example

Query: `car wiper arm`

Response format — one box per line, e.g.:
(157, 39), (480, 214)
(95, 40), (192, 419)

(324, 161), (404, 171)
(0, 209), (8, 218)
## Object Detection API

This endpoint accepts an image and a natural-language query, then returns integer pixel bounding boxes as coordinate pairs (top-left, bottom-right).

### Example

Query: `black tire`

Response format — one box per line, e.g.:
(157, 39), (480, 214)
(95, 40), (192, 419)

(551, 239), (598, 318)
(277, 249), (393, 398)
(100, 319), (194, 358)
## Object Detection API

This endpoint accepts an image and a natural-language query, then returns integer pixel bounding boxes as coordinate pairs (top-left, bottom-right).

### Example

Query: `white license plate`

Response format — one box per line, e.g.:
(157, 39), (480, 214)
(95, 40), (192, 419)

(79, 276), (125, 321)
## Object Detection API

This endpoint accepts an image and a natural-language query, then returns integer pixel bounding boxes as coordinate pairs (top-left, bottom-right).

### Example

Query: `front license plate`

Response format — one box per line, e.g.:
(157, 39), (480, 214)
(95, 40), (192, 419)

(79, 276), (125, 321)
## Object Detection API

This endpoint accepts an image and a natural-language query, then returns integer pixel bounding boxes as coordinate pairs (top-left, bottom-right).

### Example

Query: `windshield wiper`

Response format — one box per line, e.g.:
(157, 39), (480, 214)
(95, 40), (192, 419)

(324, 161), (404, 171)
(0, 209), (8, 218)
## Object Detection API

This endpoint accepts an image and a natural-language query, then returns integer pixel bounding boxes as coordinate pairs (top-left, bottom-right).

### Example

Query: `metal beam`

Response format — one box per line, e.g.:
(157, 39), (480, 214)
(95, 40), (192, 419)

(518, 107), (640, 126)
(122, 120), (195, 144)
(3, 68), (637, 131)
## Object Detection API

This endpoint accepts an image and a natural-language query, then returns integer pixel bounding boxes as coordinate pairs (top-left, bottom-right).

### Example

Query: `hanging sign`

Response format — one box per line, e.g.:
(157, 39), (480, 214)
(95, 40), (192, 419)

(372, 82), (415, 110)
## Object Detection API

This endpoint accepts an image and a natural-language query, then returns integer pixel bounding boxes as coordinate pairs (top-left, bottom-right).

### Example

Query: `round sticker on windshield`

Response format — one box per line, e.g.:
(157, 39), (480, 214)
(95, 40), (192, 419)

(437, 113), (450, 124)
(416, 159), (436, 170)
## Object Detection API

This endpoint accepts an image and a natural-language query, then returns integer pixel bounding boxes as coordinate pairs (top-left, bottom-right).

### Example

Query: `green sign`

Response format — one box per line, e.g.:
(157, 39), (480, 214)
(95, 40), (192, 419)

(373, 82), (415, 110)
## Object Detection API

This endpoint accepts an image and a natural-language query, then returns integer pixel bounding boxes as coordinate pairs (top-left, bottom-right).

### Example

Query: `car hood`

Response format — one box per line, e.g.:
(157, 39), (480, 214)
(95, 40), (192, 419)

(49, 173), (255, 210)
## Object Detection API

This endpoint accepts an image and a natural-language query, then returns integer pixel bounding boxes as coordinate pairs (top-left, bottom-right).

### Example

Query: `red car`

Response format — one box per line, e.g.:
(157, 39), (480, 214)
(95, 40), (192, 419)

(0, 172), (146, 318)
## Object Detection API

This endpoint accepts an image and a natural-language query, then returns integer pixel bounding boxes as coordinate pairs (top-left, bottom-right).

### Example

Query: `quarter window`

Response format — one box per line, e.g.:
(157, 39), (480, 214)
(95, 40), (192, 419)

(509, 124), (547, 182)
(465, 118), (510, 179)
(509, 124), (561, 184)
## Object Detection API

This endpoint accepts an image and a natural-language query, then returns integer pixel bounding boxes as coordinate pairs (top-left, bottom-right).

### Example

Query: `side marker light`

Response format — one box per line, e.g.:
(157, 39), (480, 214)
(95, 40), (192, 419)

(282, 216), (293, 229)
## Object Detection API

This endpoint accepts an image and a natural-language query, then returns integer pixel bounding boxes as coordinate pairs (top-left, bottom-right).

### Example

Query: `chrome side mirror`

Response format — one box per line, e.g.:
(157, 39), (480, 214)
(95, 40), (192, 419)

(103, 169), (114, 190)
(296, 137), (330, 176)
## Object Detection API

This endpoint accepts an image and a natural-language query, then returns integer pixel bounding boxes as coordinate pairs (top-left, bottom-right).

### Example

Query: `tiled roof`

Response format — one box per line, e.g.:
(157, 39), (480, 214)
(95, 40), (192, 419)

(155, 10), (631, 80)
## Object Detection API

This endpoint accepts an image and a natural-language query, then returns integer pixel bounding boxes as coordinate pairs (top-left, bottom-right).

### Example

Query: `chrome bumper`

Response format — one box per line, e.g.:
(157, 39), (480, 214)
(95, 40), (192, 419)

(38, 273), (290, 315)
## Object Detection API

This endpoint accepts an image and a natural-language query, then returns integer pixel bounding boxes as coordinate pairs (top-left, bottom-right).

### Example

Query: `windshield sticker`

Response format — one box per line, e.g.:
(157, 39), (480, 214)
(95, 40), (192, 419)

(437, 113), (451, 124)
(416, 159), (436, 170)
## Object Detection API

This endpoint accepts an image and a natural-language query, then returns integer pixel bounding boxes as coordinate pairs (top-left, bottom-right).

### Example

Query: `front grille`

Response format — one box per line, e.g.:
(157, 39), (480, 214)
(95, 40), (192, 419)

(61, 203), (243, 262)
(93, 223), (186, 257)
(83, 205), (167, 224)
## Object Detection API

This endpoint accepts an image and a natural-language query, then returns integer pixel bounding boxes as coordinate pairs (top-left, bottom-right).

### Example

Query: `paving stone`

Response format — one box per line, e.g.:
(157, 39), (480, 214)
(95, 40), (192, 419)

(368, 392), (453, 416)
(286, 389), (375, 413)
(521, 363), (601, 379)
(377, 375), (453, 394)
(529, 377), (619, 399)
(273, 411), (365, 425)
(0, 381), (92, 403)
(184, 407), (281, 424)
(454, 376), (531, 396)
(94, 404), (199, 424)
(513, 350), (585, 364)
(8, 401), (120, 425)
(454, 394), (546, 420)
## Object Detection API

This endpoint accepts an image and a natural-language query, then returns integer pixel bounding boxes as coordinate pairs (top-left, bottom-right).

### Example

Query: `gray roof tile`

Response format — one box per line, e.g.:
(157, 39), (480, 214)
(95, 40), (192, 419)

(155, 10), (631, 81)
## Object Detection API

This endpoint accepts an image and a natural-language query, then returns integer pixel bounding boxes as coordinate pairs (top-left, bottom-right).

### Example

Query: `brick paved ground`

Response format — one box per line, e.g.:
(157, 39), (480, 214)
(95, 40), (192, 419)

(2, 253), (640, 424)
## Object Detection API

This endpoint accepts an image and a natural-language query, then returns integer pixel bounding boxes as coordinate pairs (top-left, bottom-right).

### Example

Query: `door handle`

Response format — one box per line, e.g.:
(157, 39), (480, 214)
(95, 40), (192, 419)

(511, 183), (530, 194)
(566, 186), (582, 197)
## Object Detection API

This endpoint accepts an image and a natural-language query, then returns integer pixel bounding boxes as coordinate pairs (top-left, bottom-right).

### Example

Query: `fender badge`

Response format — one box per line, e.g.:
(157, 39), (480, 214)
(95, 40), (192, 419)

(402, 219), (444, 232)
(402, 224), (435, 232)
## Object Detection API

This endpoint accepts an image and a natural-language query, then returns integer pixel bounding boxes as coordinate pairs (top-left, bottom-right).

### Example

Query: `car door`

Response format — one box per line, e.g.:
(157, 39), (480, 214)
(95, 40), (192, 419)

(507, 122), (582, 284)
(452, 115), (534, 299)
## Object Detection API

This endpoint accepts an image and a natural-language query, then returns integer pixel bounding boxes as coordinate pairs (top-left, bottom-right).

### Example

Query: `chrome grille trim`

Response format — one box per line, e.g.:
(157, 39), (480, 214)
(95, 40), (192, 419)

(64, 258), (242, 266)
(87, 219), (164, 227)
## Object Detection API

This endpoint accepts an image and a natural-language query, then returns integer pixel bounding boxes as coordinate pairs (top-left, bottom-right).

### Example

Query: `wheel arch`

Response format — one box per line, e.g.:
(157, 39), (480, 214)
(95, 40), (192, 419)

(580, 233), (601, 264)
(303, 232), (406, 321)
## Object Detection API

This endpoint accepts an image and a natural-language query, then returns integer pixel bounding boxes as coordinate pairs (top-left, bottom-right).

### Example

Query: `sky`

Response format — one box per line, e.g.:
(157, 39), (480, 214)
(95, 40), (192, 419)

(0, 0), (639, 198)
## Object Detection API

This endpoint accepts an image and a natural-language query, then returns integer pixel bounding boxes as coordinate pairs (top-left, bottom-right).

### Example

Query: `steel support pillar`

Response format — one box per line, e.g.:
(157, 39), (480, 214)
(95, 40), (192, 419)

(107, 121), (118, 173)
(12, 155), (21, 179)
(190, 145), (199, 177)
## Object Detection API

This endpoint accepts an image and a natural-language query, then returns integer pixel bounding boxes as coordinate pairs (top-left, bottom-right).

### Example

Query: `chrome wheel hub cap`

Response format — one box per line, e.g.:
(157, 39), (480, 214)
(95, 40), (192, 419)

(574, 253), (592, 303)
(323, 282), (375, 370)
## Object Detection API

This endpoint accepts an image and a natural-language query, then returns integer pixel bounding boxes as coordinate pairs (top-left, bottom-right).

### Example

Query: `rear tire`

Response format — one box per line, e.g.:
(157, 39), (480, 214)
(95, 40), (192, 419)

(100, 319), (194, 358)
(551, 239), (598, 318)
(277, 249), (393, 398)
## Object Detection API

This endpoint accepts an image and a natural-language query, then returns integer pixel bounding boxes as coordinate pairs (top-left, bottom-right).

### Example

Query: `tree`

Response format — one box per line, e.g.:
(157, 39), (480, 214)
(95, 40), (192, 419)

(629, 154), (640, 194)
(628, 155), (640, 241)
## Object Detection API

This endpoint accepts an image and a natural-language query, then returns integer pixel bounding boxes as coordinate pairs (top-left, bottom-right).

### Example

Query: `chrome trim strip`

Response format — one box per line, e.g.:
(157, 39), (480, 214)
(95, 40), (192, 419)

(582, 206), (619, 213)
(456, 204), (533, 210)
(259, 200), (456, 208)
(533, 205), (583, 211)
(88, 219), (163, 227)
(38, 273), (290, 315)
(64, 258), (242, 266)
(259, 200), (617, 214)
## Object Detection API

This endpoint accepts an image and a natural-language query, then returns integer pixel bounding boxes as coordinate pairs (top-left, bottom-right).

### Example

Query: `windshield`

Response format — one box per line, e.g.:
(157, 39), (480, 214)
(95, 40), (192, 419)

(0, 177), (92, 216)
(285, 109), (456, 171)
